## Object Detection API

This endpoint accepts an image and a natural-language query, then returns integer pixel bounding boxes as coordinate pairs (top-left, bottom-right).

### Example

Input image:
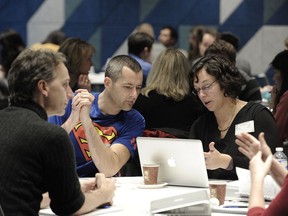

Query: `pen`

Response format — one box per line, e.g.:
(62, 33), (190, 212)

(222, 205), (247, 208)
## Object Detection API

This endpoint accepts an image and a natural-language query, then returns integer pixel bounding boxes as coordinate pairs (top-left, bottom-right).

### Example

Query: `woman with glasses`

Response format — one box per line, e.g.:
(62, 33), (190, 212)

(188, 55), (279, 180)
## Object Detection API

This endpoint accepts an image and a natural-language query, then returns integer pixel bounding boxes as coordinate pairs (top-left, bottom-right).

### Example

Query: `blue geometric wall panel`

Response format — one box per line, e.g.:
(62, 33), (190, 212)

(0, 0), (287, 74)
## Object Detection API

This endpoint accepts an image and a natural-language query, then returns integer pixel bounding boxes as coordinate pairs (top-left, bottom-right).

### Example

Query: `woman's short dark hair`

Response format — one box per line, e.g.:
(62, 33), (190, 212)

(8, 49), (66, 104)
(189, 55), (245, 98)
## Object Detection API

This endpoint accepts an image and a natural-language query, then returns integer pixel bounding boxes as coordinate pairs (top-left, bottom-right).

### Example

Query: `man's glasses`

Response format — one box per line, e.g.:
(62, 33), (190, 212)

(192, 80), (217, 96)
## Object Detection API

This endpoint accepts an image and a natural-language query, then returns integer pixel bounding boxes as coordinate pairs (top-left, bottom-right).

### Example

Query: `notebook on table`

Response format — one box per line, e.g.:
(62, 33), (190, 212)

(136, 137), (209, 188)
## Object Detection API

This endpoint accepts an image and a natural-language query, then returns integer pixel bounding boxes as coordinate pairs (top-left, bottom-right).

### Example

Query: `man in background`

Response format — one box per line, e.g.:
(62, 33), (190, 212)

(128, 32), (154, 87)
(158, 25), (188, 57)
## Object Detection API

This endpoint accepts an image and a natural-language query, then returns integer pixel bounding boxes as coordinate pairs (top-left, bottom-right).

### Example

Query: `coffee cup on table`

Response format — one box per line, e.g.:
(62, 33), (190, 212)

(142, 164), (159, 185)
(209, 181), (227, 206)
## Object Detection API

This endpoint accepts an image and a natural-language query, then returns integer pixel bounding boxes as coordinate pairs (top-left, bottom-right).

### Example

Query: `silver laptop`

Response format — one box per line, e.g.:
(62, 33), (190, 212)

(136, 137), (209, 188)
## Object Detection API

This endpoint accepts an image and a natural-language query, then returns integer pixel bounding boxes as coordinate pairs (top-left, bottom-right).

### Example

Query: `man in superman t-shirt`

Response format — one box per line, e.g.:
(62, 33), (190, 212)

(49, 55), (145, 177)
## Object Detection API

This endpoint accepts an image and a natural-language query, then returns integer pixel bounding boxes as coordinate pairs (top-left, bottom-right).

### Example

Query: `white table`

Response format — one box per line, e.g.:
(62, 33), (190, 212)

(39, 177), (246, 216)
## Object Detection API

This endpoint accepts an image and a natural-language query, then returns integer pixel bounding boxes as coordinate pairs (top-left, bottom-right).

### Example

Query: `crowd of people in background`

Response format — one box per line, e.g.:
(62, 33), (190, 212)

(0, 23), (287, 215)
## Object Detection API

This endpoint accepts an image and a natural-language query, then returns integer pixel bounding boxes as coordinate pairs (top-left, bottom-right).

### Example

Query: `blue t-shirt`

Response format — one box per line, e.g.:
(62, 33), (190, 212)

(49, 92), (145, 177)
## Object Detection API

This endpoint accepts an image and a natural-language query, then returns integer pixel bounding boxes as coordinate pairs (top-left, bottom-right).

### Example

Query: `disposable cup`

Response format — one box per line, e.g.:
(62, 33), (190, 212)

(142, 164), (159, 185)
(209, 181), (227, 205)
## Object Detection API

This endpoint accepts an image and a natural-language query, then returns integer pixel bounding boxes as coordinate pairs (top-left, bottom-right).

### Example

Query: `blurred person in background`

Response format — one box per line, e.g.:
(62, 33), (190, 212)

(188, 27), (219, 65)
(0, 28), (25, 109)
(221, 32), (252, 77)
(135, 22), (165, 63)
(198, 28), (219, 57)
(134, 48), (204, 134)
(268, 50), (288, 146)
(158, 25), (178, 49)
(31, 30), (66, 52)
(205, 40), (262, 103)
(158, 25), (188, 57)
(58, 37), (95, 92)
(187, 25), (205, 66)
(0, 28), (25, 80)
(128, 32), (154, 87)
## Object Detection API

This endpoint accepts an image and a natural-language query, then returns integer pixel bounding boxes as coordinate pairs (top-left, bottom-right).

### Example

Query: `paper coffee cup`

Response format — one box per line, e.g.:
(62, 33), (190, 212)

(209, 181), (227, 205)
(142, 164), (159, 185)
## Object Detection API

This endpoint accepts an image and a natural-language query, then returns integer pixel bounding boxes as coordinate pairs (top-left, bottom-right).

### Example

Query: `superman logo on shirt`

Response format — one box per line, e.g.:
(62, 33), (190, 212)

(73, 122), (118, 161)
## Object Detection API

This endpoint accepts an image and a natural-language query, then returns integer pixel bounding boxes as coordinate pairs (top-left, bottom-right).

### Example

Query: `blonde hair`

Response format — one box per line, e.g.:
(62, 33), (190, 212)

(142, 48), (190, 101)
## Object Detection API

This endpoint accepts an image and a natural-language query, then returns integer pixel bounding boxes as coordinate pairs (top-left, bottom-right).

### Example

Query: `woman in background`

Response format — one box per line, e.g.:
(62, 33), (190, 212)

(188, 27), (218, 65)
(128, 48), (204, 176)
(133, 48), (204, 134)
(58, 37), (95, 92)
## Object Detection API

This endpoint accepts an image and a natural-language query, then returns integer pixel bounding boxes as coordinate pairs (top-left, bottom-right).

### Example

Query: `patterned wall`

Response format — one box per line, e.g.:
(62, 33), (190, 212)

(0, 0), (287, 80)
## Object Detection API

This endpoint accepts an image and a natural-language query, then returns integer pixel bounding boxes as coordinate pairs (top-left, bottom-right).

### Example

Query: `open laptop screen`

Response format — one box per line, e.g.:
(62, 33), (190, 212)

(136, 137), (209, 188)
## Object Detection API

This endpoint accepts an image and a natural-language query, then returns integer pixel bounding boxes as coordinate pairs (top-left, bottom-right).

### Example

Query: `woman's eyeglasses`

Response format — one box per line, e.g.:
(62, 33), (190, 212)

(192, 80), (217, 96)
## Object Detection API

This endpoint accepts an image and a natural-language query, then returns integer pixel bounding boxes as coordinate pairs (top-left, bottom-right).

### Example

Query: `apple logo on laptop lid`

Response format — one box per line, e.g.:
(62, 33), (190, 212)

(167, 157), (176, 167)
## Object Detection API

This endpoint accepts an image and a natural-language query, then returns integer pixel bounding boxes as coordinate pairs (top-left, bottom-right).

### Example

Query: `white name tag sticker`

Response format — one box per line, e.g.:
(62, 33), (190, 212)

(235, 120), (255, 135)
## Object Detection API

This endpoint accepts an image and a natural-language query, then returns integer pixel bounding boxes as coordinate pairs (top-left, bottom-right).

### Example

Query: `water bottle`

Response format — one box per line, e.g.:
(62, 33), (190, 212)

(274, 147), (288, 169)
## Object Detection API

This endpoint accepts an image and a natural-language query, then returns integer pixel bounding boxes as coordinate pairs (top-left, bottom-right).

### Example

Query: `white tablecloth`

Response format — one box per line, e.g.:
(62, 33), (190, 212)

(39, 177), (246, 216)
